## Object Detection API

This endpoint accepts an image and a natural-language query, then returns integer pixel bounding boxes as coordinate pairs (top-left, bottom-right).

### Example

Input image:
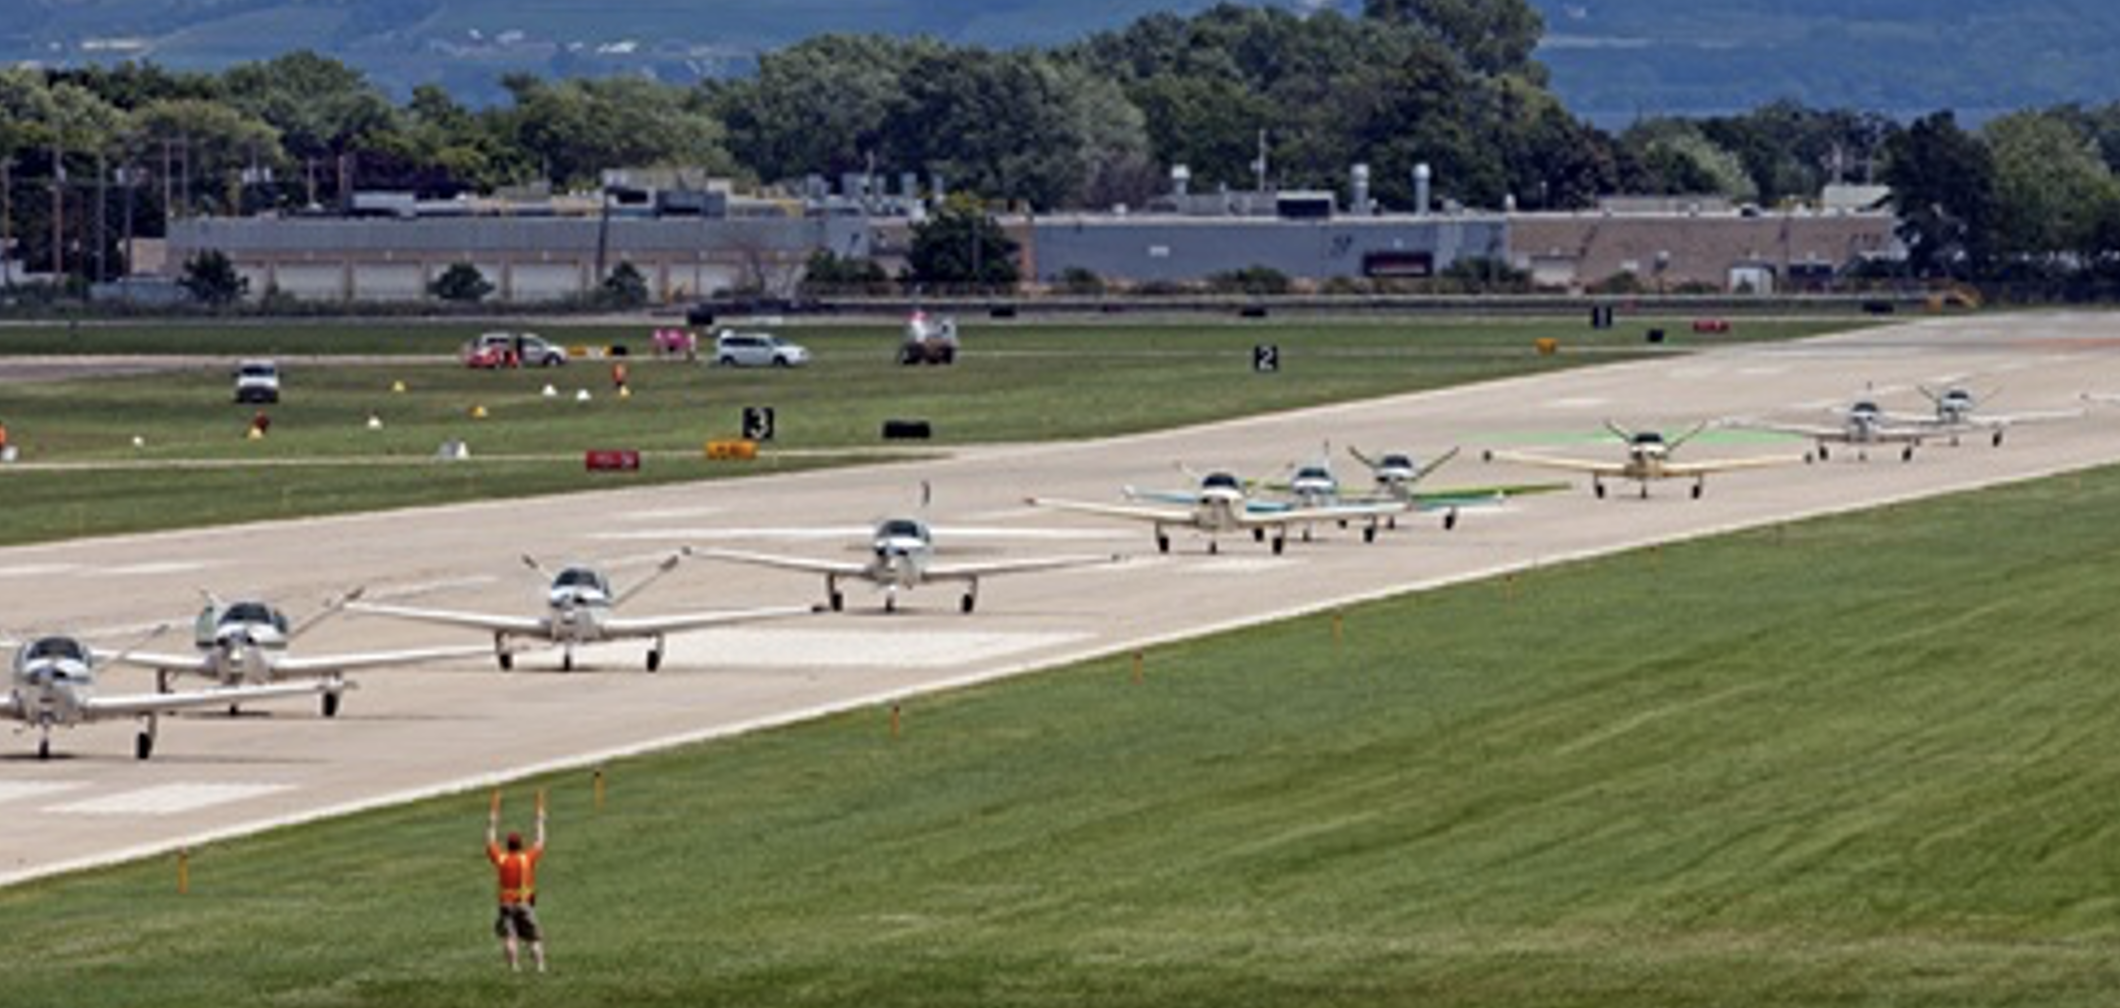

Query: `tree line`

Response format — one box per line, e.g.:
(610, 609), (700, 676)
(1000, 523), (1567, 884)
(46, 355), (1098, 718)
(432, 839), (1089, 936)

(2, 1), (2118, 294)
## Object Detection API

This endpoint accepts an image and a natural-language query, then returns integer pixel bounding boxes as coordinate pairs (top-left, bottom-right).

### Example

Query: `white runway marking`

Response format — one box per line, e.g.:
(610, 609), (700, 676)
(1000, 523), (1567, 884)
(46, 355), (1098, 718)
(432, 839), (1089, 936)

(0, 781), (86, 805)
(1736, 366), (1787, 377)
(1179, 557), (1299, 575)
(50, 783), (291, 816)
(0, 564), (78, 578)
(678, 628), (1086, 669)
(615, 506), (728, 521)
(93, 561), (220, 577)
(1543, 397), (1608, 410)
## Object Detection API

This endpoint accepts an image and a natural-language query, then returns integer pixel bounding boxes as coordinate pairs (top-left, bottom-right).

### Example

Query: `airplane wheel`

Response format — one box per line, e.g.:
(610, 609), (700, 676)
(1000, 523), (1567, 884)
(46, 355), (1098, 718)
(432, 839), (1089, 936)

(497, 652), (513, 671)
(1272, 537), (1286, 556)
(1443, 511), (1458, 531)
(1252, 528), (1265, 543)
(960, 593), (976, 614)
(562, 653), (574, 673)
(1593, 483), (1606, 499)
(136, 731), (154, 760)
(1387, 516), (1398, 530)
(1902, 446), (1916, 462)
(323, 691), (341, 719)
(1362, 526), (1377, 544)
(1993, 431), (2005, 447)
(1691, 483), (1704, 500)
(1208, 540), (1219, 555)
(828, 592), (845, 612)
(228, 704), (241, 717)
(1155, 535), (1170, 554)
(885, 595), (898, 614)
(1302, 528), (1313, 543)
(38, 738), (51, 761)
(647, 650), (663, 673)
(1818, 445), (1831, 461)
(1337, 519), (1348, 530)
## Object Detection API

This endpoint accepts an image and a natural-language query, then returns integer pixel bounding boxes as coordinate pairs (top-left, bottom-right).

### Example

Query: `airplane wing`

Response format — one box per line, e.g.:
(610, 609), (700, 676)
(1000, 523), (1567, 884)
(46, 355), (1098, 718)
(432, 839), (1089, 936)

(1025, 496), (1197, 525)
(1742, 421), (1848, 439)
(1121, 487), (1204, 507)
(1661, 454), (1808, 477)
(99, 648), (216, 675)
(0, 693), (16, 717)
(81, 679), (339, 719)
(922, 554), (1119, 582)
(344, 601), (547, 636)
(601, 604), (817, 638)
(688, 547), (871, 579)
(272, 644), (498, 675)
(1233, 500), (1405, 529)
(1482, 450), (1625, 478)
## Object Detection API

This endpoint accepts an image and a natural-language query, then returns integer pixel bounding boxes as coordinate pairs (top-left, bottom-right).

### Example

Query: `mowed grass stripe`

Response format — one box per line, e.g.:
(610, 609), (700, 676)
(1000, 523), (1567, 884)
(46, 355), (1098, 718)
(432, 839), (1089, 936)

(14, 458), (2118, 1005)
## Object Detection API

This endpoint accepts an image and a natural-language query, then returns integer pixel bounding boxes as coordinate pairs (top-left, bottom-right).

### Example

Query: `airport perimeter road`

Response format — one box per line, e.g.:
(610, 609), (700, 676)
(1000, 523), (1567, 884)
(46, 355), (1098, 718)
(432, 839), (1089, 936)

(3, 313), (2117, 886)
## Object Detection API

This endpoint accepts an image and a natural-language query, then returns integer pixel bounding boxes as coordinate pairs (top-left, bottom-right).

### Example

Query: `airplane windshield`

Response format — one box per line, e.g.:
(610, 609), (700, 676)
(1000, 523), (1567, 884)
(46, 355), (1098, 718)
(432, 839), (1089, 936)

(25, 637), (87, 662)
(1201, 472), (1242, 491)
(1850, 401), (1881, 414)
(221, 602), (289, 633)
(878, 519), (927, 541)
(1381, 455), (1413, 470)
(1295, 467), (1332, 482)
(1632, 433), (1666, 446)
(555, 568), (610, 593)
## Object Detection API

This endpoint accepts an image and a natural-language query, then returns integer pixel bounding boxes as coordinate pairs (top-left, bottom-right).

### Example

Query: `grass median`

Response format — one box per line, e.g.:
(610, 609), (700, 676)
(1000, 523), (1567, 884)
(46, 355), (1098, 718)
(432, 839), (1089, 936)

(3, 461), (2114, 1007)
(0, 317), (1858, 544)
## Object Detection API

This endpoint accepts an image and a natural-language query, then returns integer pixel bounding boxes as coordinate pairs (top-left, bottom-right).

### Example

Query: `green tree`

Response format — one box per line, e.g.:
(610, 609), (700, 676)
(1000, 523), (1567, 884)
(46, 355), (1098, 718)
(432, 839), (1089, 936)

(600, 261), (650, 308)
(430, 262), (494, 303)
(1983, 110), (2117, 261)
(714, 34), (933, 184)
(179, 249), (248, 306)
(1363, 0), (1547, 80)
(800, 250), (890, 294)
(1883, 112), (1998, 278)
(907, 195), (1019, 289)
(501, 76), (737, 189)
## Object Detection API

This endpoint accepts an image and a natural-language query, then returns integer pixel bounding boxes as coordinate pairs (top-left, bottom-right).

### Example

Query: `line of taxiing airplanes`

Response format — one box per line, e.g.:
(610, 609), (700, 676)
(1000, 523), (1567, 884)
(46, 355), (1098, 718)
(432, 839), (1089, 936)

(6, 384), (2091, 760)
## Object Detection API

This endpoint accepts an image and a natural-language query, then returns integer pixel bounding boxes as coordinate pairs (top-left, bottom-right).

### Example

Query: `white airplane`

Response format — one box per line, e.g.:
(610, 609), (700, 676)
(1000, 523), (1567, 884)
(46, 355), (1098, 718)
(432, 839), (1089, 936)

(1026, 469), (1406, 554)
(108, 593), (481, 718)
(347, 554), (813, 671)
(689, 517), (1116, 614)
(4, 632), (340, 760)
(1887, 385), (2081, 446)
(1483, 421), (1803, 498)
(1746, 399), (1930, 461)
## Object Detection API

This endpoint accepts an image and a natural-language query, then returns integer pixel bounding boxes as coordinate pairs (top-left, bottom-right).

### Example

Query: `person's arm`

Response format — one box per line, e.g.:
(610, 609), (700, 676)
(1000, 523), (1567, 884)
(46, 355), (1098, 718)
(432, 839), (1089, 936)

(487, 790), (500, 849)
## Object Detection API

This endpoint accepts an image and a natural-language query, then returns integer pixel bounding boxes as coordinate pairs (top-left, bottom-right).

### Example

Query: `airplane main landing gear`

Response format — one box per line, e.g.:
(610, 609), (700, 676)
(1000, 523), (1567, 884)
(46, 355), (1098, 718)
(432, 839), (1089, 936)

(1154, 531), (1171, 554)
(647, 637), (664, 672)
(37, 732), (52, 761)
(1443, 509), (1459, 531)
(1271, 535), (1286, 555)
(1207, 539), (1219, 555)
(1691, 480), (1705, 500)
(561, 649), (575, 673)
(1252, 528), (1266, 543)
(960, 591), (977, 614)
(136, 716), (157, 760)
(826, 577), (845, 612)
(884, 594), (899, 614)
(495, 634), (513, 671)
(322, 689), (341, 718)
(1992, 429), (2006, 447)
(1901, 444), (1917, 462)
(1362, 524), (1377, 544)
(1593, 480), (1607, 499)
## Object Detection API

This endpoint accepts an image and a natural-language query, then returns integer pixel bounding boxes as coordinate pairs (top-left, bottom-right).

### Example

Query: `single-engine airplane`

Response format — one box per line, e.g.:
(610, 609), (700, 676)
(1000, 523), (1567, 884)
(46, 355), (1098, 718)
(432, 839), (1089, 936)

(1888, 385), (2081, 447)
(348, 553), (812, 671)
(1482, 421), (1803, 498)
(689, 517), (1116, 613)
(108, 592), (482, 717)
(1743, 399), (1929, 461)
(4, 632), (341, 759)
(1026, 469), (1406, 554)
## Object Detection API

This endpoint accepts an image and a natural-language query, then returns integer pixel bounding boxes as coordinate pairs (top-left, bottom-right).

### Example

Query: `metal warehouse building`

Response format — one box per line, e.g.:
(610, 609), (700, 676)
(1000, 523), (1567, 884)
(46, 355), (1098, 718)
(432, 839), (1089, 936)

(1027, 213), (1508, 285)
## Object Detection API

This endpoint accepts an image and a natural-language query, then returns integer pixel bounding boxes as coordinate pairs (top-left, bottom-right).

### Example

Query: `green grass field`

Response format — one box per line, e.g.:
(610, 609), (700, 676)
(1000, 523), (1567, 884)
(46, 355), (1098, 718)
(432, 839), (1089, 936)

(0, 318), (1859, 545)
(5, 462), (2116, 1007)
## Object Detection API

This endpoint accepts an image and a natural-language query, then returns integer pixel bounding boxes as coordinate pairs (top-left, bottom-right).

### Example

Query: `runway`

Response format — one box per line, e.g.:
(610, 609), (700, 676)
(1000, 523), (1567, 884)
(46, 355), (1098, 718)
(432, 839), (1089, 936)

(3, 313), (2117, 888)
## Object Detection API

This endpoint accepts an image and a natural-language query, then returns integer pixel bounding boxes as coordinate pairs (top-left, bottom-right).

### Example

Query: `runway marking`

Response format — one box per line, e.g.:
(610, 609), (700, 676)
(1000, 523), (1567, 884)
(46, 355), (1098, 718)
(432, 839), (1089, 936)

(92, 561), (221, 577)
(0, 563), (78, 578)
(1736, 366), (1787, 377)
(1180, 557), (1299, 575)
(615, 506), (728, 522)
(1543, 397), (1608, 410)
(676, 628), (1086, 669)
(0, 781), (86, 805)
(50, 783), (291, 817)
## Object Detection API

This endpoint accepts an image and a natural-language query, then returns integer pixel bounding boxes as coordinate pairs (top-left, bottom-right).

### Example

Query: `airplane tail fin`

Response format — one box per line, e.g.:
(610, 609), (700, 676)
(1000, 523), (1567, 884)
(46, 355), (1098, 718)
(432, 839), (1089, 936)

(291, 586), (366, 640)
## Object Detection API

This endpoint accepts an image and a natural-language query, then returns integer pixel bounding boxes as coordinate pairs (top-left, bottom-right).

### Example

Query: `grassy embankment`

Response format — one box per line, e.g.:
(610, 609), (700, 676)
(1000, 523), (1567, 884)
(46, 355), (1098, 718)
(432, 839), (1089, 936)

(0, 318), (1856, 545)
(3, 459), (2116, 1007)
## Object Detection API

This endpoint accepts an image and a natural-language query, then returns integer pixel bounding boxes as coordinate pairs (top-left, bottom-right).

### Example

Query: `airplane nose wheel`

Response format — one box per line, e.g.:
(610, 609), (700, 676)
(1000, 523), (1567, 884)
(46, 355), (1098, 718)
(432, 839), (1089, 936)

(960, 592), (976, 614)
(1271, 536), (1286, 555)
(322, 691), (341, 718)
(1362, 525), (1377, 543)
(1691, 481), (1704, 499)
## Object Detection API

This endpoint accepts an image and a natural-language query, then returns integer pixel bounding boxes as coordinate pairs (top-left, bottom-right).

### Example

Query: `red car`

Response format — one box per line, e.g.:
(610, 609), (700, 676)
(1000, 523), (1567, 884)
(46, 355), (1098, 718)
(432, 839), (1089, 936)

(462, 332), (568, 368)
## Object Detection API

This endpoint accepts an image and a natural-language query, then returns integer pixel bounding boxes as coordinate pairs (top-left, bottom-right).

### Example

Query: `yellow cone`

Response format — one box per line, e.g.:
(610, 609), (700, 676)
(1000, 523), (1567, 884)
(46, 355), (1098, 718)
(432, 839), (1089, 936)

(618, 385), (632, 399)
(391, 380), (407, 393)
(471, 404), (489, 419)
(246, 426), (264, 440)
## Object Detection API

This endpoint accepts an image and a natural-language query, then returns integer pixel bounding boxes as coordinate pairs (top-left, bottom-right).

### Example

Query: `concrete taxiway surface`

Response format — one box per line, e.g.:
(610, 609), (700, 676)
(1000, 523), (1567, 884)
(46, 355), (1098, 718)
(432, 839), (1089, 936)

(2, 313), (2116, 887)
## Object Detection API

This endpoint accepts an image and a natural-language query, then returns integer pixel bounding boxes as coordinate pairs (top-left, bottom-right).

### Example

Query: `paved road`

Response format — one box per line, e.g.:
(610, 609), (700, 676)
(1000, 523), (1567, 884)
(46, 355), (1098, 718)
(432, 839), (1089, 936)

(3, 314), (2117, 887)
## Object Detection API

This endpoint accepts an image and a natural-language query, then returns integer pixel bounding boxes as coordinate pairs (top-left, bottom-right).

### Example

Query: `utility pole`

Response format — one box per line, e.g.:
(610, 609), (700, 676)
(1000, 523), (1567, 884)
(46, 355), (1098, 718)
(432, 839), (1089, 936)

(95, 149), (107, 283)
(118, 161), (136, 279)
(1, 157), (12, 288)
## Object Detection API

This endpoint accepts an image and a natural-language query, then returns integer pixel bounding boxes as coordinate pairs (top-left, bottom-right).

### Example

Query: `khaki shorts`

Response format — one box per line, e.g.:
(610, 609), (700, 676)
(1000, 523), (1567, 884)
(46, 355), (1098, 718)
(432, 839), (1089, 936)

(494, 902), (542, 942)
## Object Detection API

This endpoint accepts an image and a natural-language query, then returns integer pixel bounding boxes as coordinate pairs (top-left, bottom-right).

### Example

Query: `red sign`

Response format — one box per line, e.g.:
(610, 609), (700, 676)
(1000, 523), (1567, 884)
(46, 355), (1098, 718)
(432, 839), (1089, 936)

(584, 450), (641, 472)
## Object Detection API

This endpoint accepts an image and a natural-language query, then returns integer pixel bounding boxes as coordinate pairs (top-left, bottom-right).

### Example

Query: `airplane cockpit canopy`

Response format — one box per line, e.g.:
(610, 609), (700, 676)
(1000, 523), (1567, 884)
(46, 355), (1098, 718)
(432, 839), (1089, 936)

(1293, 466), (1333, 483)
(24, 636), (88, 664)
(1631, 432), (1667, 446)
(877, 518), (930, 542)
(554, 567), (611, 595)
(219, 601), (290, 632)
(1379, 454), (1414, 471)
(1201, 472), (1243, 492)
(1849, 400), (1882, 415)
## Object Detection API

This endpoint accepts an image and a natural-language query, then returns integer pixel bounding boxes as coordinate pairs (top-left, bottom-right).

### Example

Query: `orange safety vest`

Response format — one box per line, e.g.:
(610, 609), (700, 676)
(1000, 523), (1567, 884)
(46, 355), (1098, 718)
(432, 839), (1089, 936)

(487, 843), (543, 905)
